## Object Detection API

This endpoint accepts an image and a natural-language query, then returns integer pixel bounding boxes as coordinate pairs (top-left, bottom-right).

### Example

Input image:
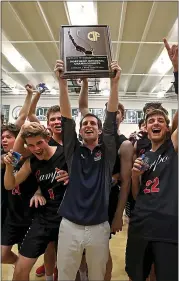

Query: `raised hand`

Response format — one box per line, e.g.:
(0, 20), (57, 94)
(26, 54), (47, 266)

(76, 78), (88, 86)
(54, 60), (65, 80)
(163, 38), (178, 72)
(110, 61), (122, 84)
(25, 83), (35, 94)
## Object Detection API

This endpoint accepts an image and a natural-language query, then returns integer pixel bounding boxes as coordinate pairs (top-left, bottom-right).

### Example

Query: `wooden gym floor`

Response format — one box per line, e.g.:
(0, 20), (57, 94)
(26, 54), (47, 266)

(1, 217), (129, 281)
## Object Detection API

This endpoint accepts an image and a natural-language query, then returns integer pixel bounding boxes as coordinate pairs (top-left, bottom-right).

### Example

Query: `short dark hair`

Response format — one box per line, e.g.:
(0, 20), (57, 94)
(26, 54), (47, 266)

(46, 105), (61, 122)
(143, 102), (161, 114)
(138, 118), (145, 129)
(80, 113), (102, 130)
(145, 109), (170, 126)
(143, 102), (168, 116)
(1, 123), (20, 138)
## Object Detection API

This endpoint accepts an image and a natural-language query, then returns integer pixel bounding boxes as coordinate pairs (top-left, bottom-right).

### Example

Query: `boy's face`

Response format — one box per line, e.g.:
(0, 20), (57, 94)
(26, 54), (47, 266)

(48, 112), (62, 135)
(80, 116), (100, 143)
(146, 114), (169, 143)
(1, 130), (16, 152)
(25, 135), (50, 160)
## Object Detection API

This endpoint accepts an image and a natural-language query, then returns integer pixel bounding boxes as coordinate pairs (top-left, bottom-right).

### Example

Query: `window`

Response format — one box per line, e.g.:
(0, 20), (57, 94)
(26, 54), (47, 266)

(1, 105), (10, 123)
(123, 110), (143, 124)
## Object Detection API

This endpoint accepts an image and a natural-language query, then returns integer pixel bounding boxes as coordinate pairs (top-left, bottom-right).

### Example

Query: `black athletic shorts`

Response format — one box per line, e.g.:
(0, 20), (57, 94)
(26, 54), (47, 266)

(125, 235), (178, 281)
(1, 215), (32, 247)
(19, 217), (60, 259)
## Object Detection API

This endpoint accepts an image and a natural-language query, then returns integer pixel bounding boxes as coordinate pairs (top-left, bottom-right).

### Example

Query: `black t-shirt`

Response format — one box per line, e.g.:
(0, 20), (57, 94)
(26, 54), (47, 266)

(136, 134), (151, 157)
(30, 146), (67, 228)
(48, 137), (61, 147)
(129, 139), (178, 243)
(6, 159), (38, 226)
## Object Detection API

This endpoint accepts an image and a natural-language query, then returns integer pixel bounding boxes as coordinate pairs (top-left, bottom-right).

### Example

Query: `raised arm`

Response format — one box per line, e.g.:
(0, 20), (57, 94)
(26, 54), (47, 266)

(163, 38), (178, 94)
(13, 123), (32, 158)
(54, 60), (77, 165)
(15, 84), (33, 128)
(102, 62), (121, 173)
(4, 153), (31, 190)
(54, 60), (72, 119)
(103, 62), (121, 137)
(171, 127), (178, 152)
(78, 78), (89, 117)
(107, 61), (121, 112)
(171, 110), (178, 133)
(28, 88), (41, 123)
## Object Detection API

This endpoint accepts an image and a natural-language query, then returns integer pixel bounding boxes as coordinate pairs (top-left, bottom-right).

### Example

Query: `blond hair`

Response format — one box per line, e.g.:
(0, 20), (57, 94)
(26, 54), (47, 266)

(21, 122), (50, 140)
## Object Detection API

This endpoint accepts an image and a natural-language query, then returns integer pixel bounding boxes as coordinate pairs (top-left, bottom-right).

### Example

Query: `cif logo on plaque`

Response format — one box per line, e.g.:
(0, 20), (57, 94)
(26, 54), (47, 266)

(88, 31), (100, 42)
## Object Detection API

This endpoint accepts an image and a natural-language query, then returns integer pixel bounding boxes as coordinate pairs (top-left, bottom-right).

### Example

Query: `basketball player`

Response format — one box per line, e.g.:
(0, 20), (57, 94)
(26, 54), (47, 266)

(126, 108), (178, 281)
(25, 82), (88, 280)
(1, 84), (35, 228)
(1, 124), (40, 264)
(4, 122), (67, 281)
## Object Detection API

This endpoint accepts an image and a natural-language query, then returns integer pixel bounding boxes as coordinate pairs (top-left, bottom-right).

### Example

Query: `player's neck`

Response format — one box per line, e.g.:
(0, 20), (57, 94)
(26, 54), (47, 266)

(83, 140), (99, 151)
(52, 133), (63, 145)
(44, 146), (57, 160)
(151, 139), (165, 152)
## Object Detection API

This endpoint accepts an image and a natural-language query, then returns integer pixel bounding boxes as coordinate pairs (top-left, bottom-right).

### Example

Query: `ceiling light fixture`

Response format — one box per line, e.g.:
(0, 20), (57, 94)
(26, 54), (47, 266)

(2, 34), (34, 73)
(157, 91), (165, 98)
(66, 2), (97, 25)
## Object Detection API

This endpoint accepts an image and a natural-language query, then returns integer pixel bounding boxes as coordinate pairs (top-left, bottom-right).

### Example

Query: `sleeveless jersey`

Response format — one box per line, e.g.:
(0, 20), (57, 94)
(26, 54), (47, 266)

(5, 158), (38, 226)
(30, 146), (67, 227)
(129, 139), (178, 243)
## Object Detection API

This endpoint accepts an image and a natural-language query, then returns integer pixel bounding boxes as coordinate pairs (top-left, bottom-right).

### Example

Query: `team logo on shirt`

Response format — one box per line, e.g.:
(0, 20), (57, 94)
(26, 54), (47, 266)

(94, 151), (102, 161)
(35, 169), (58, 183)
(149, 154), (169, 171)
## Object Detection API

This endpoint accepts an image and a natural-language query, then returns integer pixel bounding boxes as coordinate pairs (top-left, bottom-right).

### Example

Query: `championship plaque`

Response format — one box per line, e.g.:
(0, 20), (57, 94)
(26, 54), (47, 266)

(60, 25), (115, 79)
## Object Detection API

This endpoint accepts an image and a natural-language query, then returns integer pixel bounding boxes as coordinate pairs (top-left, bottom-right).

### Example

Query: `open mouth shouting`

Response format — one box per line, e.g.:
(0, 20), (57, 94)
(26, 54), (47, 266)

(2, 144), (8, 151)
(34, 150), (43, 158)
(85, 129), (93, 135)
(152, 128), (161, 135)
(54, 125), (62, 131)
